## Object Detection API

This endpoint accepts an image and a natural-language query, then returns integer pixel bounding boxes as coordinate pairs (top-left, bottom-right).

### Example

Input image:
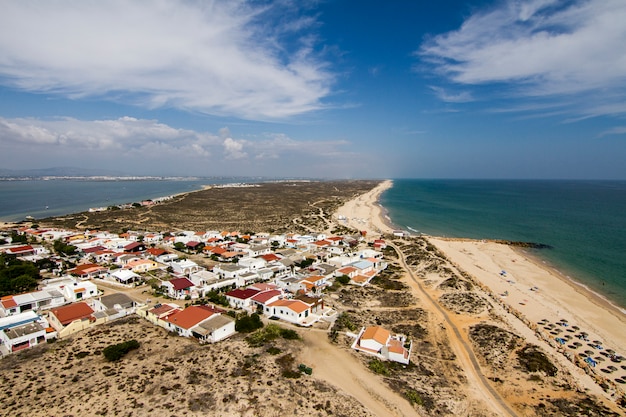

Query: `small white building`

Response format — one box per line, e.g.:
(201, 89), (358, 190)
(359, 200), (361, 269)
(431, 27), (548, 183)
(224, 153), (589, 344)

(110, 269), (141, 284)
(352, 326), (411, 365)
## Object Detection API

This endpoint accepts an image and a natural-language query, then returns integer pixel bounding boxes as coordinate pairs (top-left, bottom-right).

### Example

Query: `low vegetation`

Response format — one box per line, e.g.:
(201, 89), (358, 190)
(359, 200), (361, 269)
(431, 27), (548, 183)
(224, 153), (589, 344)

(245, 323), (300, 347)
(102, 339), (140, 362)
(234, 312), (264, 333)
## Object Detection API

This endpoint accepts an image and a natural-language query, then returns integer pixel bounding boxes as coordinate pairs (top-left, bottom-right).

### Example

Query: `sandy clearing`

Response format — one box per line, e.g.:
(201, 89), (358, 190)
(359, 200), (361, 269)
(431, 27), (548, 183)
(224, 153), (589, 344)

(297, 329), (422, 417)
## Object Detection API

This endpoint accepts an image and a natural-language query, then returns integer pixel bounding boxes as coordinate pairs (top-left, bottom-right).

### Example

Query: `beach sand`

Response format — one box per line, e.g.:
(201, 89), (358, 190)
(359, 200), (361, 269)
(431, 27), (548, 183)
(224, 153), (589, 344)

(336, 179), (626, 412)
(335, 179), (394, 237)
(429, 238), (626, 398)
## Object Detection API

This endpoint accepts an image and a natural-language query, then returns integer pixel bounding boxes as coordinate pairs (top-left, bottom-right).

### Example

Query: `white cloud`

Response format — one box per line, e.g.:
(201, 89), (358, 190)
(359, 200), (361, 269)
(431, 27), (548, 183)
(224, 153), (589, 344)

(429, 86), (473, 103)
(223, 137), (248, 159)
(0, 1), (334, 120)
(0, 116), (360, 176)
(0, 116), (220, 156)
(597, 126), (626, 138)
(419, 0), (626, 117)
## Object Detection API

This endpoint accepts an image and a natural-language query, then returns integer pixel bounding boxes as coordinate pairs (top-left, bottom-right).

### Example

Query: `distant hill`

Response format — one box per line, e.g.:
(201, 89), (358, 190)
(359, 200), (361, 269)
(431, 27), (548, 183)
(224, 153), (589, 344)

(0, 167), (129, 178)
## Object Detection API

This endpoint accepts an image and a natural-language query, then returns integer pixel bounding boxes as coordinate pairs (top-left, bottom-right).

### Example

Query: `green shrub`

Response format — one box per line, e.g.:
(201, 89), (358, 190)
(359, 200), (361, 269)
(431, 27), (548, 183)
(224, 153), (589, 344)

(245, 324), (299, 346)
(235, 313), (264, 333)
(102, 339), (140, 362)
(336, 275), (350, 285)
(404, 389), (424, 406)
(368, 359), (390, 376)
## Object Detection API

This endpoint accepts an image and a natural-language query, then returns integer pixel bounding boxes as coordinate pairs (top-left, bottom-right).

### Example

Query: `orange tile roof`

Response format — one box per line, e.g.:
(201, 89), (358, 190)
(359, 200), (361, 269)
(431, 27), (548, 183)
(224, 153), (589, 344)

(1, 296), (17, 309)
(268, 299), (310, 314)
(351, 274), (369, 283)
(303, 275), (325, 283)
(163, 305), (215, 330)
(361, 326), (390, 346)
(51, 302), (94, 326)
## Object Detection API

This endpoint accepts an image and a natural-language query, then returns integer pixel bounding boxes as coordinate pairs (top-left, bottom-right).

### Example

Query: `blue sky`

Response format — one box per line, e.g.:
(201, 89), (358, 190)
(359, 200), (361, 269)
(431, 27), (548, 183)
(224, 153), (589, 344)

(1, 0), (625, 179)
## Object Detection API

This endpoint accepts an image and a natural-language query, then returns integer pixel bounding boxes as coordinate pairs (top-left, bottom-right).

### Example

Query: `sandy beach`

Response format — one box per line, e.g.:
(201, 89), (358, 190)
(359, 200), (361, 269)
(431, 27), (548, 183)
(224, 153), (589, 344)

(429, 238), (626, 398)
(335, 179), (394, 237)
(336, 179), (626, 411)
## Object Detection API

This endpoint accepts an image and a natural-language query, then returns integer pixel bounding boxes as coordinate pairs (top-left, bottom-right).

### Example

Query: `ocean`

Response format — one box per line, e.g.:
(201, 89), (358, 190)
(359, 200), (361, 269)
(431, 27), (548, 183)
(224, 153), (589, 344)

(0, 178), (251, 222)
(380, 179), (626, 310)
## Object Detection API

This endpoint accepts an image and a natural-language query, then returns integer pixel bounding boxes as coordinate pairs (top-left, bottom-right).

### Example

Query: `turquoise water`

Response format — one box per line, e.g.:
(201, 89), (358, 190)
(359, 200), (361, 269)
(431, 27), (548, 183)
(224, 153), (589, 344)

(380, 179), (626, 309)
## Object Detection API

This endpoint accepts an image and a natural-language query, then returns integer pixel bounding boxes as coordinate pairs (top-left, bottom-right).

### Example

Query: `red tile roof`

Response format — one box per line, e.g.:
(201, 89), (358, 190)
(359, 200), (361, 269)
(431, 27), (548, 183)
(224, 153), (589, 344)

(251, 290), (282, 304)
(50, 302), (94, 326)
(147, 248), (168, 256)
(261, 253), (281, 262)
(149, 303), (181, 317)
(7, 245), (34, 254)
(169, 277), (195, 291)
(225, 288), (259, 300)
(1, 296), (17, 309)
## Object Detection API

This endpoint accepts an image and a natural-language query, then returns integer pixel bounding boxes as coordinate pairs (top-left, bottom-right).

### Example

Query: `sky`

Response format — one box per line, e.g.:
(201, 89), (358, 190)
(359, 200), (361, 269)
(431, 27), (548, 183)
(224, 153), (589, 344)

(0, 0), (625, 179)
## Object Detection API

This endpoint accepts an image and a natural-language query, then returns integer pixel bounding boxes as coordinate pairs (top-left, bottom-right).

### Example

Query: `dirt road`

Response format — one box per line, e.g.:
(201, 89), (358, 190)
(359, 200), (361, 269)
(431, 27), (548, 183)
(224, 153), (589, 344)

(390, 242), (519, 417)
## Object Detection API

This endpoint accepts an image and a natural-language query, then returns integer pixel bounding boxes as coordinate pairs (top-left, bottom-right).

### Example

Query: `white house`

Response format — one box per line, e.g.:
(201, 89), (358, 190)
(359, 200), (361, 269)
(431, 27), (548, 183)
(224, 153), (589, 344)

(352, 326), (411, 365)
(265, 299), (312, 325)
(0, 289), (66, 316)
(224, 288), (260, 310)
(161, 277), (196, 299)
(61, 280), (99, 303)
(238, 257), (266, 270)
(169, 259), (203, 276)
(189, 270), (236, 294)
(0, 311), (50, 354)
(110, 269), (141, 284)
(190, 314), (236, 343)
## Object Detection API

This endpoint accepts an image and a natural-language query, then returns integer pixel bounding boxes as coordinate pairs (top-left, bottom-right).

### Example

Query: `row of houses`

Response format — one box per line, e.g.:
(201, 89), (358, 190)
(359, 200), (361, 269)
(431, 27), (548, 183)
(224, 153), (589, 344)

(2, 226), (413, 364)
(0, 291), (136, 355)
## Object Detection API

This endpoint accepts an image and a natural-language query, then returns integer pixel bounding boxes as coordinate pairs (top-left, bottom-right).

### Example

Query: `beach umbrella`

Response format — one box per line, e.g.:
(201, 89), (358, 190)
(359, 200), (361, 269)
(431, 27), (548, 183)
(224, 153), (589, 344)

(607, 349), (615, 354)
(560, 318), (568, 322)
(572, 325), (580, 330)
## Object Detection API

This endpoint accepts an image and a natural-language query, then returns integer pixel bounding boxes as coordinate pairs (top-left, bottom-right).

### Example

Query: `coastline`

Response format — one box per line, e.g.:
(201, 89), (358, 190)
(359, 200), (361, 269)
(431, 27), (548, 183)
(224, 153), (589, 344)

(349, 180), (626, 403)
(334, 179), (394, 237)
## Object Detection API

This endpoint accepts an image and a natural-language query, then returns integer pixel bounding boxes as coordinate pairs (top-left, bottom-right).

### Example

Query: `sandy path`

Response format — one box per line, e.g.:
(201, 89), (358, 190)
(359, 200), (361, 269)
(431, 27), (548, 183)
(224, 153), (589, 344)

(298, 329), (422, 417)
(390, 242), (518, 417)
